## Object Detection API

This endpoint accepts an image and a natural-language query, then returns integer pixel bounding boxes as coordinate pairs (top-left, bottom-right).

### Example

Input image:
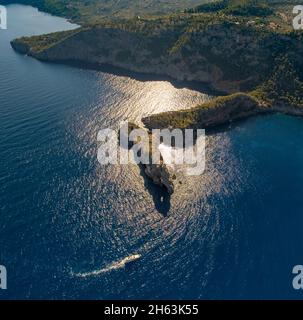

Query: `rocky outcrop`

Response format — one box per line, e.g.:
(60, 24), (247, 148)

(142, 93), (271, 130)
(10, 41), (31, 55)
(144, 164), (175, 195)
(121, 123), (176, 195)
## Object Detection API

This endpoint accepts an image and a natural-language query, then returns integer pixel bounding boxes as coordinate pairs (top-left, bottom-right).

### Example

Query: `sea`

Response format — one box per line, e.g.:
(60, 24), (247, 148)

(1, 4), (303, 299)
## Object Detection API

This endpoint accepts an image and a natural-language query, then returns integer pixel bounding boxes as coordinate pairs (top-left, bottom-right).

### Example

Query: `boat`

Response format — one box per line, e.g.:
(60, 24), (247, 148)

(124, 254), (141, 269)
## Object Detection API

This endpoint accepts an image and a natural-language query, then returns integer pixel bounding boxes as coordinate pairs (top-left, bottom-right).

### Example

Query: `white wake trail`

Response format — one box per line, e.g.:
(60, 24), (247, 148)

(72, 254), (141, 278)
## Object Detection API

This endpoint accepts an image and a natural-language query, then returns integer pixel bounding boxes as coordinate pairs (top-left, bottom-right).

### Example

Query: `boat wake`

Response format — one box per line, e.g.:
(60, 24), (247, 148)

(72, 254), (141, 278)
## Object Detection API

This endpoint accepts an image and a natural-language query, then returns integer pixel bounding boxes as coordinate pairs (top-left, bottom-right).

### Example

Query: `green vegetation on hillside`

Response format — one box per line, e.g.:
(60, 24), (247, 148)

(13, 28), (82, 52)
(143, 52), (303, 130)
(0, 0), (213, 23)
(142, 93), (266, 130)
(224, 0), (273, 17)
(186, 0), (273, 16)
(8, 0), (303, 129)
(254, 55), (303, 108)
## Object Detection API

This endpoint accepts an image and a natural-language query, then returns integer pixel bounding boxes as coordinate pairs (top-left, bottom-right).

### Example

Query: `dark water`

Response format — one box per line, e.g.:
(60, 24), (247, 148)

(1, 5), (303, 300)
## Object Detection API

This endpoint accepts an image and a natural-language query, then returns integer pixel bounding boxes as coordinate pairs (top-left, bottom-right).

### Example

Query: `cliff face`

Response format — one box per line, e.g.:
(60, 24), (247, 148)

(10, 41), (30, 55)
(121, 123), (176, 194)
(144, 164), (175, 195)
(12, 21), (303, 94)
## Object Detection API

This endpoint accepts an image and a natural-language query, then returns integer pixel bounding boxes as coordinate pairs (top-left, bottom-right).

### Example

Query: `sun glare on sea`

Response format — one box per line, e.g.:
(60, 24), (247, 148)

(96, 73), (212, 123)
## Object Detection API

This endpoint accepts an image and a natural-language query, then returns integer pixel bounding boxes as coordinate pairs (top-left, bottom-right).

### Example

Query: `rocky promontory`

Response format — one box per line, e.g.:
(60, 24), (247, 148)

(142, 93), (270, 130)
(120, 123), (176, 195)
(10, 3), (303, 191)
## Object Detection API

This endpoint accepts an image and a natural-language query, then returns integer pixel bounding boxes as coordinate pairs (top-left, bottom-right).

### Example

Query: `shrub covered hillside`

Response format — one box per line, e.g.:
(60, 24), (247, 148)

(9, 0), (303, 129)
(11, 0), (303, 90)
(0, 0), (214, 23)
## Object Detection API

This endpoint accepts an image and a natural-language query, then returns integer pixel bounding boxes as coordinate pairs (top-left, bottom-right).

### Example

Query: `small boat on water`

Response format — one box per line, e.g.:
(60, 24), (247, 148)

(124, 254), (141, 269)
(73, 254), (141, 277)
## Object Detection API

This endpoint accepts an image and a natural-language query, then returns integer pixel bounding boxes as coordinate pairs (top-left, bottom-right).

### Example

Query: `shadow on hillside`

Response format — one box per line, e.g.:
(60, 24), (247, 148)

(35, 57), (223, 96)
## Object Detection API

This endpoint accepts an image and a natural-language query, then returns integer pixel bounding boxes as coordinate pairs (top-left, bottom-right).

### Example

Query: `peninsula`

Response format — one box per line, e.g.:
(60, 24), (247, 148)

(9, 0), (303, 192)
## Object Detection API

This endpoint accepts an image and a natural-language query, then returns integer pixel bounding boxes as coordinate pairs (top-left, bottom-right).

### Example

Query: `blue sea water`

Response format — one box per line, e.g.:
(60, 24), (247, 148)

(0, 4), (303, 300)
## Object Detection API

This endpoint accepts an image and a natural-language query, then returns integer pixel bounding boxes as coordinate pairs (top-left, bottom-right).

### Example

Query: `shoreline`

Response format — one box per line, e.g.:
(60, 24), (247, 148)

(142, 93), (303, 132)
(10, 39), (303, 132)
(10, 39), (224, 96)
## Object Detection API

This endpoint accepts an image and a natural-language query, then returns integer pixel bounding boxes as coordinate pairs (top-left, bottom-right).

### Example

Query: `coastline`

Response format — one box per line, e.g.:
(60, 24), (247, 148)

(10, 39), (222, 96)
(10, 37), (303, 131)
(7, 2), (303, 160)
(3, 2), (303, 301)
(10, 34), (230, 95)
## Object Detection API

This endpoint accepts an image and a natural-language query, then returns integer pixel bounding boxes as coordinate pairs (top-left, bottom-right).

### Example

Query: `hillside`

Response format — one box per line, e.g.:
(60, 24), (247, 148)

(0, 0), (214, 22)
(11, 0), (303, 90)
(10, 0), (303, 129)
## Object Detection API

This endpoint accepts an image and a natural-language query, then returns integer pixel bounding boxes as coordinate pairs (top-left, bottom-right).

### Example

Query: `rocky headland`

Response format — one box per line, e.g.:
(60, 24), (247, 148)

(10, 0), (303, 194)
(120, 122), (177, 195)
